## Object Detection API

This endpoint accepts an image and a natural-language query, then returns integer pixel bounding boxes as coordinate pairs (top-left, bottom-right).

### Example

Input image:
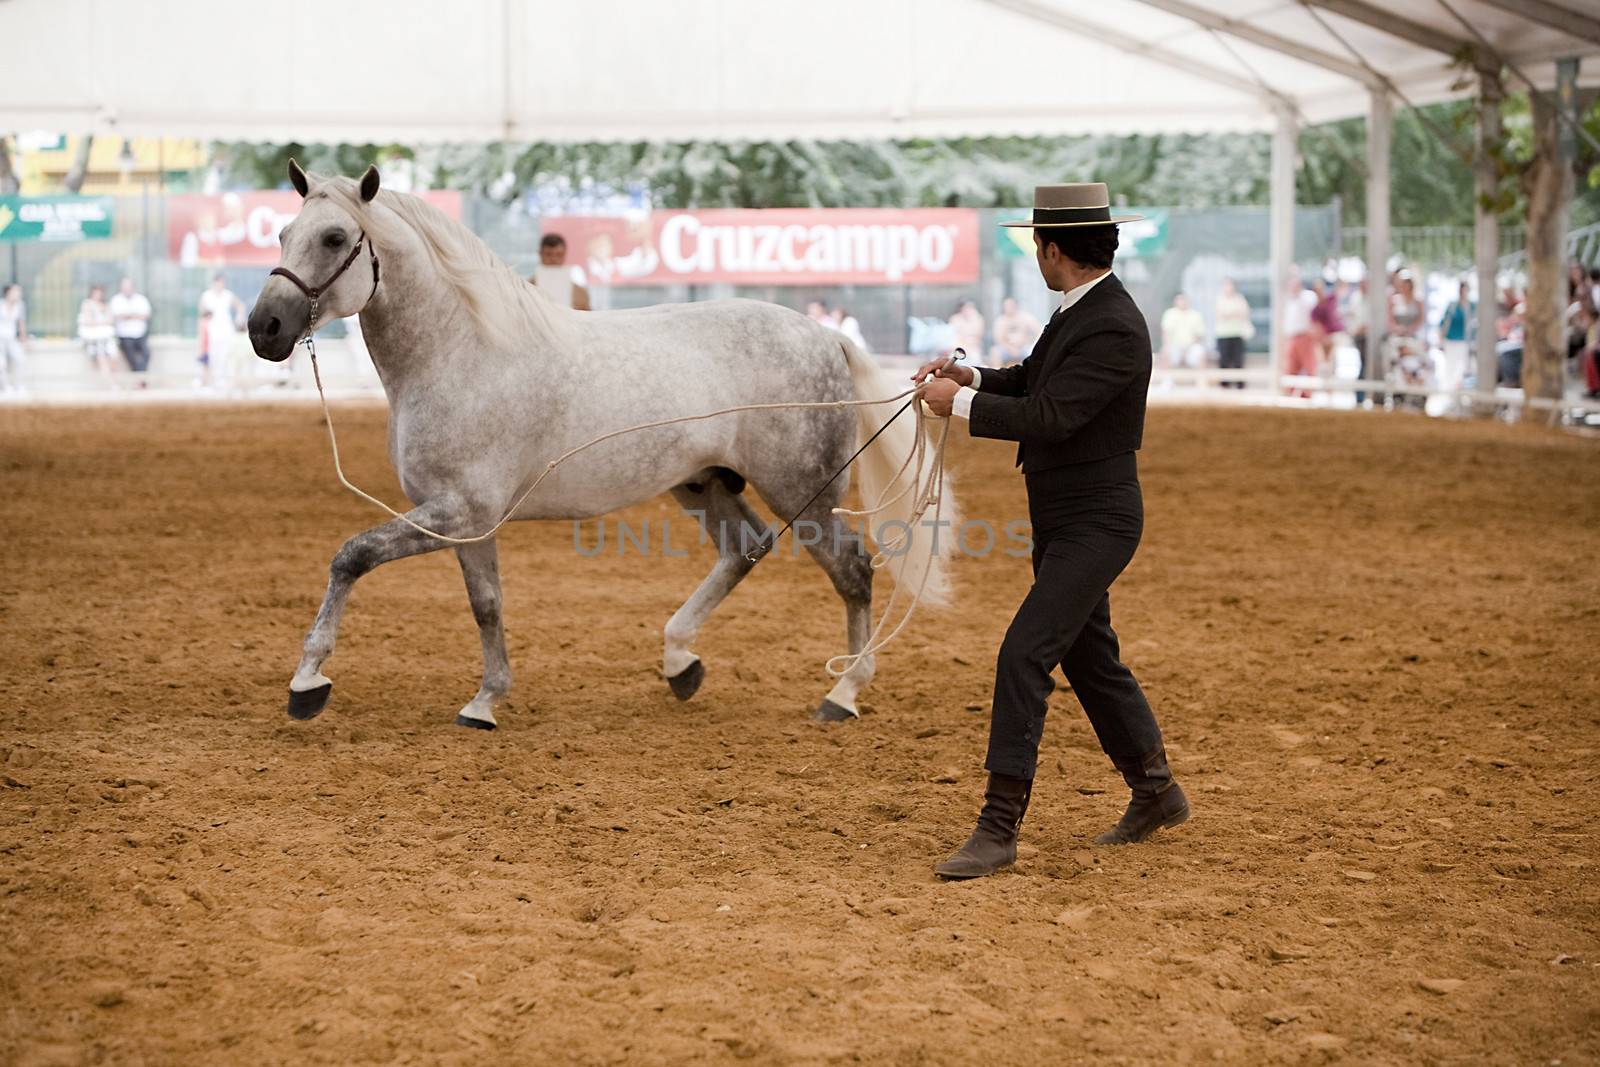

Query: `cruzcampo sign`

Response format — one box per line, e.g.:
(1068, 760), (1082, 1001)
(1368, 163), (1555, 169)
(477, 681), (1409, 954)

(0, 196), (115, 242)
(996, 207), (1167, 260)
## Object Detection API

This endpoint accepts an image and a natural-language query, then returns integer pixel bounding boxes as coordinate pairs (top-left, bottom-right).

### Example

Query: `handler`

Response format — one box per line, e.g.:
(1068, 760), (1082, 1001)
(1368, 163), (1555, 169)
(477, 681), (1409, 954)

(915, 183), (1189, 880)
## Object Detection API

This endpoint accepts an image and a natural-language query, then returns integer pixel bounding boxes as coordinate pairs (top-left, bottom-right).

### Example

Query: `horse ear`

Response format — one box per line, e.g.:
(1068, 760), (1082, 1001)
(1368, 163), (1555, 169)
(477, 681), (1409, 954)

(359, 164), (381, 203)
(288, 158), (309, 198)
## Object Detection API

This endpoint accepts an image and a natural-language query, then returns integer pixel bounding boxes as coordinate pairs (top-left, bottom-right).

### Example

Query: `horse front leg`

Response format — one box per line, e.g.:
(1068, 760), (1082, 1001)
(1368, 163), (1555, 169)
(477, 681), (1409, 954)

(287, 497), (477, 721)
(453, 538), (512, 730)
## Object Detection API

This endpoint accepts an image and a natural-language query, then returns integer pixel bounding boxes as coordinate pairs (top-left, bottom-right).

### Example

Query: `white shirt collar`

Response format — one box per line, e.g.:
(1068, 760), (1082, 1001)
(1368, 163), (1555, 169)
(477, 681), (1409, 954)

(1058, 269), (1113, 312)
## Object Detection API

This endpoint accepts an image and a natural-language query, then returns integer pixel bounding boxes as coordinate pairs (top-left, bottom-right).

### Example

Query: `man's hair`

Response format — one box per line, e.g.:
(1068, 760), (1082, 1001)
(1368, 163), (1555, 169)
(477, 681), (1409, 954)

(540, 234), (566, 250)
(1038, 224), (1119, 270)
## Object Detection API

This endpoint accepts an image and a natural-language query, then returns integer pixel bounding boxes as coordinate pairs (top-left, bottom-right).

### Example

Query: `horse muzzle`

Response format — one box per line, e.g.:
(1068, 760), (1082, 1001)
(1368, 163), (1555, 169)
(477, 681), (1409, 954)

(248, 292), (309, 363)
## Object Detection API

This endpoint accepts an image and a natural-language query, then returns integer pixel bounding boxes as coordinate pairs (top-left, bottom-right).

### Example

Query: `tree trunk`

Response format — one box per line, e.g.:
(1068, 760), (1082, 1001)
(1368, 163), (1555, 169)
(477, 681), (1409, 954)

(63, 135), (93, 193)
(1520, 92), (1571, 425)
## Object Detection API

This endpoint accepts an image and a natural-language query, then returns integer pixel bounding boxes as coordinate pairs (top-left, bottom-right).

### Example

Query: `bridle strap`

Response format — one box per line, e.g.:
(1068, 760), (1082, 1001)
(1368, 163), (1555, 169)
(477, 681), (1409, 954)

(270, 231), (380, 330)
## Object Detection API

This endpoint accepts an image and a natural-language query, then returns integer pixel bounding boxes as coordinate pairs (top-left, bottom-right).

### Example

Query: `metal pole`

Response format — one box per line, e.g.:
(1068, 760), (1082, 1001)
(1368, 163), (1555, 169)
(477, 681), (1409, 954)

(140, 179), (151, 290)
(1474, 73), (1502, 405)
(1269, 107), (1297, 392)
(1366, 88), (1392, 399)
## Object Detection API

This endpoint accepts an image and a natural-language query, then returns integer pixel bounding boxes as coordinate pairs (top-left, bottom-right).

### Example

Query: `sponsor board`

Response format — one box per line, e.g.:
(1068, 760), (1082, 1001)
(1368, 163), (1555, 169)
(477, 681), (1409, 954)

(167, 190), (462, 266)
(0, 196), (114, 242)
(542, 208), (979, 287)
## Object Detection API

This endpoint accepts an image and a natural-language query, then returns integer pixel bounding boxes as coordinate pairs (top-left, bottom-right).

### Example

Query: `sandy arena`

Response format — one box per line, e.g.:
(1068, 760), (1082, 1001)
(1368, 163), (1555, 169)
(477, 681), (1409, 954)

(2, 403), (1597, 1065)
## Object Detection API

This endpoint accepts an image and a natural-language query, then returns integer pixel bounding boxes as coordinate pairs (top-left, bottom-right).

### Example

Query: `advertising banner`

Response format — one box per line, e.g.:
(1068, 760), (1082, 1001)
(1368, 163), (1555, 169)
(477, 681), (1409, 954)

(541, 208), (979, 287)
(168, 190), (462, 267)
(0, 196), (114, 242)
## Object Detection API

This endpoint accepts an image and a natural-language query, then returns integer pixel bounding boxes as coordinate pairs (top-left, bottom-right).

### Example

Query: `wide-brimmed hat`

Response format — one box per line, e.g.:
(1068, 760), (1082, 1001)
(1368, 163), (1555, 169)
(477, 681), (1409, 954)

(999, 183), (1143, 228)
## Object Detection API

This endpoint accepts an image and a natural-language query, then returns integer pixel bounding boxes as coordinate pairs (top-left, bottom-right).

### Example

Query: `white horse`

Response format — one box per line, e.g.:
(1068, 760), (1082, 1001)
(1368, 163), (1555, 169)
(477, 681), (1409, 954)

(247, 162), (954, 730)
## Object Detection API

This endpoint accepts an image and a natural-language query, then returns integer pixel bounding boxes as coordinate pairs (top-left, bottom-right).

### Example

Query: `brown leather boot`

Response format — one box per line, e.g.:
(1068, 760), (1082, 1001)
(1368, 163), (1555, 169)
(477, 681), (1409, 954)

(935, 772), (1032, 879)
(1095, 745), (1190, 845)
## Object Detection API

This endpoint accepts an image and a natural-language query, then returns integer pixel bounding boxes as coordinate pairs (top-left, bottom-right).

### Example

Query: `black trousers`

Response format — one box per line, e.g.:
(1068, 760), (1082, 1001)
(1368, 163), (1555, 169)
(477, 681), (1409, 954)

(118, 336), (151, 374)
(1217, 336), (1246, 389)
(984, 451), (1163, 781)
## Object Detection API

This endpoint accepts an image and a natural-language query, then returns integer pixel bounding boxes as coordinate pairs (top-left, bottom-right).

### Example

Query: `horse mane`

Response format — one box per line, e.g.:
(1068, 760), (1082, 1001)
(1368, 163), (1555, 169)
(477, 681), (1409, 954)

(309, 174), (576, 352)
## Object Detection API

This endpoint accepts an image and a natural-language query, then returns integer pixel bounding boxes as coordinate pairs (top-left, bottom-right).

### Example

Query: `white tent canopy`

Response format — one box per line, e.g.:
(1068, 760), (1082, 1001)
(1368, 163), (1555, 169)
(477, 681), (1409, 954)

(2, 0), (1595, 142)
(4, 0), (1599, 401)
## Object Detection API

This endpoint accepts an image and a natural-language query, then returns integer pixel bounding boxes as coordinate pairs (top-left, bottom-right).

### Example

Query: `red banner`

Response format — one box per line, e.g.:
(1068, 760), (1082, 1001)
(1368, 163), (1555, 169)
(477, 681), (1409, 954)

(167, 190), (462, 267)
(541, 208), (979, 287)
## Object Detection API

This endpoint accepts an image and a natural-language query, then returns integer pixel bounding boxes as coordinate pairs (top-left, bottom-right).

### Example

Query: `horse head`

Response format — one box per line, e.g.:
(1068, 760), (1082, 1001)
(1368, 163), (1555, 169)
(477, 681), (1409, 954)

(249, 159), (382, 362)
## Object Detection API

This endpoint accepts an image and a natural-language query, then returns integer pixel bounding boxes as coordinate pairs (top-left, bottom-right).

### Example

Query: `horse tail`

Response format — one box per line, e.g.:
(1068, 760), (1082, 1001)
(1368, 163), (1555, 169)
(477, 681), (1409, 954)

(840, 340), (958, 607)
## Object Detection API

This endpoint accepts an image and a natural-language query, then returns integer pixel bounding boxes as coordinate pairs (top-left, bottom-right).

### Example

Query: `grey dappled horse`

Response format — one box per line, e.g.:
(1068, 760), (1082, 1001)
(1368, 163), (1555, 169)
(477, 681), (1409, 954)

(248, 162), (954, 730)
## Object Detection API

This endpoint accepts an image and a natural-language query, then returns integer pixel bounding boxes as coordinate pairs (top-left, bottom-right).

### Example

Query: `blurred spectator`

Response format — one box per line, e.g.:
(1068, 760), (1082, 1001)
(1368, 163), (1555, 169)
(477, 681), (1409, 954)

(948, 299), (984, 362)
(531, 234), (590, 310)
(1213, 278), (1251, 389)
(1387, 271), (1427, 403)
(1578, 297), (1599, 399)
(111, 276), (153, 383)
(1160, 292), (1207, 372)
(1311, 280), (1346, 359)
(1281, 268), (1320, 397)
(1497, 293), (1526, 387)
(0, 283), (27, 395)
(78, 284), (117, 383)
(197, 274), (245, 390)
(990, 297), (1040, 367)
(833, 306), (868, 352)
(1438, 279), (1474, 399)
(808, 301), (839, 330)
(1387, 271), (1422, 341)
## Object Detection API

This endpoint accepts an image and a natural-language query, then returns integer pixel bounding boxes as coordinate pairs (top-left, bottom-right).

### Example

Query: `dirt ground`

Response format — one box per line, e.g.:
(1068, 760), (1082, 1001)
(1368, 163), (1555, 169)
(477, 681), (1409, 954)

(2, 402), (1597, 1066)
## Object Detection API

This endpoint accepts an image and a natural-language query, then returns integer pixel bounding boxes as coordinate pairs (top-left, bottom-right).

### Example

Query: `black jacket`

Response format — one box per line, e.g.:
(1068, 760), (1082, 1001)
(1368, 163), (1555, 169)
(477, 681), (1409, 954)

(968, 273), (1151, 473)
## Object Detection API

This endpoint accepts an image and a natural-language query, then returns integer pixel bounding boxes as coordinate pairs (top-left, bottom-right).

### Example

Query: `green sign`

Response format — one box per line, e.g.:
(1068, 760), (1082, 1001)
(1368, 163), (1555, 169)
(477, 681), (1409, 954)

(0, 196), (114, 243)
(996, 207), (1168, 259)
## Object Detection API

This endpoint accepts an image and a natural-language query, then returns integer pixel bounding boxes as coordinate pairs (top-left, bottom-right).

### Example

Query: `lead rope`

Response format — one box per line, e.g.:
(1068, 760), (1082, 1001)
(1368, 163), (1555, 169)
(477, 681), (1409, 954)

(302, 336), (953, 678)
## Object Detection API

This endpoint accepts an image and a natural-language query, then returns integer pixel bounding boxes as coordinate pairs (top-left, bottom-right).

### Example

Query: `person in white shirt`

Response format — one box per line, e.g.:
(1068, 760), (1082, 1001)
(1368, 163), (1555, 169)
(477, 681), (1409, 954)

(197, 273), (245, 390)
(0, 283), (27, 394)
(1213, 278), (1253, 389)
(832, 307), (868, 351)
(78, 284), (117, 382)
(110, 277), (153, 379)
(530, 234), (590, 310)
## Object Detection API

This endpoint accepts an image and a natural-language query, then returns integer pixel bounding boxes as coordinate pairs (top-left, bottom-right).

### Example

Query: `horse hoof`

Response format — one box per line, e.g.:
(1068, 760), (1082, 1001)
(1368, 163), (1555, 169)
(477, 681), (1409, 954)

(667, 659), (705, 701)
(811, 698), (857, 723)
(286, 682), (333, 721)
(455, 714), (496, 731)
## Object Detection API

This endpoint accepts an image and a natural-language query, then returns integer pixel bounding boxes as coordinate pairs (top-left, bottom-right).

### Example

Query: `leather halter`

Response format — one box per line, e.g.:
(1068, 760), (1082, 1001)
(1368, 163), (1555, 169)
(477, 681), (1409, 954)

(269, 231), (380, 335)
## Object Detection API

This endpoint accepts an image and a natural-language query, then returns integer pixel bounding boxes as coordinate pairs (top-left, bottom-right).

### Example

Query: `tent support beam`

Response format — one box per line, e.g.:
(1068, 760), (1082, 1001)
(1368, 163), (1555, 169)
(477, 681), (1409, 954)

(1129, 0), (1381, 87)
(1474, 72), (1503, 406)
(1270, 107), (1298, 389)
(1366, 88), (1392, 395)
(1473, 0), (1600, 49)
(1300, 0), (1479, 62)
(980, 0), (1296, 109)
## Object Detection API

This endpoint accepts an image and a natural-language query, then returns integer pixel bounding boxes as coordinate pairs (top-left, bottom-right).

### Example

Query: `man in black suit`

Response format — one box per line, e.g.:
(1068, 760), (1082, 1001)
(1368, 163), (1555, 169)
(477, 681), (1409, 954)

(915, 183), (1189, 880)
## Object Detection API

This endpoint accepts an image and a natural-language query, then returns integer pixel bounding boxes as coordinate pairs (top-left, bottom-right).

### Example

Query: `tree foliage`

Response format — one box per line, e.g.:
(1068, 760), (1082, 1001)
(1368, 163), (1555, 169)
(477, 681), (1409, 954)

(212, 103), (1600, 227)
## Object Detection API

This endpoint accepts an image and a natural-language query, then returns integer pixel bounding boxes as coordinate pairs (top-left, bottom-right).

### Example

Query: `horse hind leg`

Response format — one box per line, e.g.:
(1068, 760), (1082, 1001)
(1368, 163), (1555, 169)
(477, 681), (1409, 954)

(752, 472), (875, 723)
(662, 470), (765, 701)
(801, 512), (875, 723)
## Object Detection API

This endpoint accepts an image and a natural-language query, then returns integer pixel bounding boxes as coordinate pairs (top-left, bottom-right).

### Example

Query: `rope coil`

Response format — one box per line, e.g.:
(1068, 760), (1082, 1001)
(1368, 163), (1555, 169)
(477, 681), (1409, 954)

(304, 338), (953, 678)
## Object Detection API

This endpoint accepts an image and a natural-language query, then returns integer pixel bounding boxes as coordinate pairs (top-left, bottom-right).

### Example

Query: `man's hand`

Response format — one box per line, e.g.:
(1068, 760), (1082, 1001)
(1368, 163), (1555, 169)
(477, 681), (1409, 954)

(920, 375), (962, 417)
(911, 354), (974, 388)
